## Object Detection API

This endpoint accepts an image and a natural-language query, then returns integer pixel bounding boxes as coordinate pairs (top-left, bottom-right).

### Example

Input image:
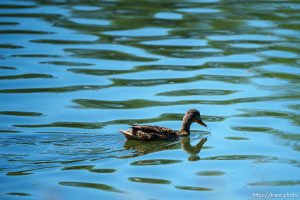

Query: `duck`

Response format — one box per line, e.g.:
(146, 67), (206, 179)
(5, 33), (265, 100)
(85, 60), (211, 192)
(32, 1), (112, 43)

(120, 108), (207, 141)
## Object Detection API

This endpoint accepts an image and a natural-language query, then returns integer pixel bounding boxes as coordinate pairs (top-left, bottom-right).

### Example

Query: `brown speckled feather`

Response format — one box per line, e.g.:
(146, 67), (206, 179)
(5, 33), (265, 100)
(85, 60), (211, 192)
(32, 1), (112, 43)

(120, 125), (178, 141)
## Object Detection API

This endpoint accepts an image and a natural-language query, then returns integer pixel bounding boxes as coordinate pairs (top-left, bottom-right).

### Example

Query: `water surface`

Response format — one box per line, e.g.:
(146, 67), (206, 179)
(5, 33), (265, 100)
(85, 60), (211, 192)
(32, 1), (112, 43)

(0, 0), (300, 199)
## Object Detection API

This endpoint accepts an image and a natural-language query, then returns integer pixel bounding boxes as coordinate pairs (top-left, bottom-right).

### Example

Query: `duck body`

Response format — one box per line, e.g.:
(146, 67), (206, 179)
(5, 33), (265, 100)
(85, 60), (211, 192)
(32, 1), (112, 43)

(120, 109), (207, 141)
(120, 125), (178, 141)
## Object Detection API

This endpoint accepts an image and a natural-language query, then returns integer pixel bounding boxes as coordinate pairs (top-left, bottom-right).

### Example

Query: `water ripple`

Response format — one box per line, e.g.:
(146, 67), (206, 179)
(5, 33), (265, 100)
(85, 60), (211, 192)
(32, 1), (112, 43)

(103, 27), (170, 37)
(59, 181), (125, 193)
(128, 177), (171, 184)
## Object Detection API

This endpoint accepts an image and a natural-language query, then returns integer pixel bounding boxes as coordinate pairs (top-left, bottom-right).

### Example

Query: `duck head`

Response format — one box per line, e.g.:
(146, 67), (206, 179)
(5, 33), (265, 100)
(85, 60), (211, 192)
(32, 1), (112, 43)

(178, 109), (207, 136)
(189, 109), (207, 127)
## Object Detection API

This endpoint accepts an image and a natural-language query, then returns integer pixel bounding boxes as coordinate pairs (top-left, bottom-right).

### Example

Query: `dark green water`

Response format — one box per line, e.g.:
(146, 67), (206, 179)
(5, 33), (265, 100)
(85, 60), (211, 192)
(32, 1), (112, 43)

(1, 0), (300, 199)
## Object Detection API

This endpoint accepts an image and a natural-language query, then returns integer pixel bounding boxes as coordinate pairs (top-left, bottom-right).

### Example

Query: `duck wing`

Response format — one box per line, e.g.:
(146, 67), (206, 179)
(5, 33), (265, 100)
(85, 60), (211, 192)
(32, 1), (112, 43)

(121, 125), (177, 140)
(131, 125), (175, 133)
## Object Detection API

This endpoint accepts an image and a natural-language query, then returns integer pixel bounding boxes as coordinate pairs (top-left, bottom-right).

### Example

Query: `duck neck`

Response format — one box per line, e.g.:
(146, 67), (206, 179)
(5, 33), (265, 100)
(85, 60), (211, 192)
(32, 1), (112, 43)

(178, 115), (192, 136)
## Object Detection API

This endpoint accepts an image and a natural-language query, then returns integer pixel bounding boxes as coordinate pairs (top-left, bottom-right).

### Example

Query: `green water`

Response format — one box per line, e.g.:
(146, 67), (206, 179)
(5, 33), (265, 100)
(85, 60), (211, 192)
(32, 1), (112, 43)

(0, 0), (300, 199)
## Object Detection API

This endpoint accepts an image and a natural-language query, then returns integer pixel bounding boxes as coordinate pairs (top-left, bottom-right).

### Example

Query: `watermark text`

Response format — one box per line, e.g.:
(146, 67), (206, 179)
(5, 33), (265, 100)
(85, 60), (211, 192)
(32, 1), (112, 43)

(252, 192), (299, 199)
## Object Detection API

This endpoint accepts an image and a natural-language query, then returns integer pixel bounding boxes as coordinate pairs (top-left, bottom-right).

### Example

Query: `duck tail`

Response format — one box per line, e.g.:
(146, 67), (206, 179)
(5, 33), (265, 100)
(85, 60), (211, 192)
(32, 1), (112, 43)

(119, 129), (133, 139)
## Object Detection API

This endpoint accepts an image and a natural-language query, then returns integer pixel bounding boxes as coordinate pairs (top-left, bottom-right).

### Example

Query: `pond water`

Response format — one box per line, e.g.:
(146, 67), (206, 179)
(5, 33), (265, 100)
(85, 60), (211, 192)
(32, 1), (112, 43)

(0, 0), (300, 199)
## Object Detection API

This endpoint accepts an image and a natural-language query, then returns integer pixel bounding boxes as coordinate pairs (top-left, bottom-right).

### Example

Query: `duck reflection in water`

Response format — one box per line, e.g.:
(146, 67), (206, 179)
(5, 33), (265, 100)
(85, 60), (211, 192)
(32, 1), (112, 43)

(123, 136), (207, 161)
(181, 137), (207, 161)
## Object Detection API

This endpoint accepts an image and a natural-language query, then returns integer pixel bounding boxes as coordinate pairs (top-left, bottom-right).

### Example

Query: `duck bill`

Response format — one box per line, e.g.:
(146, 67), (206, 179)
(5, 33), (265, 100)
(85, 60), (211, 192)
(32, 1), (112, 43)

(196, 119), (207, 128)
